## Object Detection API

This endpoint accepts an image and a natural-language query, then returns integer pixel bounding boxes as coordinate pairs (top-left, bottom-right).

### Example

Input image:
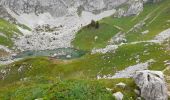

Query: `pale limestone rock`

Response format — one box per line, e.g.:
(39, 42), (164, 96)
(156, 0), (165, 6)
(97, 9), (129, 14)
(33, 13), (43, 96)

(126, 0), (143, 16)
(113, 92), (124, 100)
(0, 0), (128, 17)
(114, 0), (144, 17)
(133, 70), (168, 100)
(116, 82), (126, 89)
(134, 89), (140, 96)
(141, 30), (149, 34)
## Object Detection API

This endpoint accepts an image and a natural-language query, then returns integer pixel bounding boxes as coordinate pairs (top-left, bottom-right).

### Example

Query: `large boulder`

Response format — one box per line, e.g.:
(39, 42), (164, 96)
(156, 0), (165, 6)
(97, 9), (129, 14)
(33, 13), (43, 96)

(133, 70), (168, 100)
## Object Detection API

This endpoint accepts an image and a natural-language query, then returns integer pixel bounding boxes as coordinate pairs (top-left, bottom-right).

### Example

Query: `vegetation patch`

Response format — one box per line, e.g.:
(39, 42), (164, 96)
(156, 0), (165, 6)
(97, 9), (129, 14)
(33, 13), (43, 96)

(0, 19), (21, 47)
(72, 21), (119, 51)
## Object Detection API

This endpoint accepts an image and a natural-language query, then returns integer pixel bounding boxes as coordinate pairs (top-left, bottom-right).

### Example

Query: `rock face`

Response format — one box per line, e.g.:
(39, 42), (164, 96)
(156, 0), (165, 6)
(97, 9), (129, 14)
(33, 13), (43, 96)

(0, 0), (163, 51)
(133, 70), (168, 100)
(0, 0), (131, 51)
(0, 5), (16, 23)
(114, 0), (144, 17)
(114, 0), (163, 18)
(126, 0), (143, 16)
(0, 0), (128, 17)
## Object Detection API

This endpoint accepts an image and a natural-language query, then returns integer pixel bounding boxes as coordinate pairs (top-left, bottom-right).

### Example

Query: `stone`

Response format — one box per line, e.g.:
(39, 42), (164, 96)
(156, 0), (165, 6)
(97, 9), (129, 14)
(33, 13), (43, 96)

(106, 88), (113, 91)
(113, 92), (124, 100)
(114, 8), (126, 18)
(94, 36), (98, 40)
(134, 89), (140, 96)
(66, 55), (71, 58)
(133, 70), (168, 100)
(116, 82), (126, 89)
(136, 97), (142, 100)
(91, 45), (118, 54)
(35, 98), (43, 100)
(109, 32), (126, 44)
(141, 30), (149, 34)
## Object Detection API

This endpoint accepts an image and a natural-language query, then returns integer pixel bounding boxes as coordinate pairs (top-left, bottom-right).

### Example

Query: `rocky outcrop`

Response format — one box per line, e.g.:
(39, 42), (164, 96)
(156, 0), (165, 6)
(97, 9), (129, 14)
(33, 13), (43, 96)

(154, 28), (170, 43)
(109, 32), (126, 44)
(0, 5), (16, 23)
(0, 0), (68, 17)
(126, 0), (143, 16)
(0, 0), (128, 17)
(114, 0), (144, 18)
(133, 70), (168, 100)
(116, 1), (143, 17)
(114, 0), (163, 18)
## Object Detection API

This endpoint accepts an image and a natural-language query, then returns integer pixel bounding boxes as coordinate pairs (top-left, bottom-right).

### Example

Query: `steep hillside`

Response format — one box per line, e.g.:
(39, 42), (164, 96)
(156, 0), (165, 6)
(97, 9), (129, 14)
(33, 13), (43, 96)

(0, 0), (170, 99)
(0, 19), (21, 47)
(73, 0), (170, 50)
(0, 0), (130, 51)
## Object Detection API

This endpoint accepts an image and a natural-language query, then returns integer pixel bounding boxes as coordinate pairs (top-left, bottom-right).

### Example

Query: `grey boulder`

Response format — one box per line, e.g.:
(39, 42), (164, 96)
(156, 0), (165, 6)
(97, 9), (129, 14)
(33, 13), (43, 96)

(133, 70), (168, 100)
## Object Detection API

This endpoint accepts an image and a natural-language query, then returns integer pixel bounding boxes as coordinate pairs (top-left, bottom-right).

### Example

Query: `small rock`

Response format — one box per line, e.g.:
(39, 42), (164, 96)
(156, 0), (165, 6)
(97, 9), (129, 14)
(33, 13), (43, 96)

(116, 82), (126, 89)
(134, 89), (140, 96)
(141, 30), (149, 34)
(106, 88), (112, 91)
(35, 98), (43, 100)
(136, 97), (142, 100)
(113, 92), (124, 100)
(66, 55), (71, 58)
(52, 53), (57, 57)
(94, 36), (98, 40)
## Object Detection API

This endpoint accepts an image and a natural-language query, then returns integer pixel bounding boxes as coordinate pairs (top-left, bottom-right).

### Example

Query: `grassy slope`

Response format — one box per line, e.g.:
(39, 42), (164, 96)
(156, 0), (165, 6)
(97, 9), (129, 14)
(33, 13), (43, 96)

(0, 77), (137, 100)
(1, 42), (169, 84)
(73, 0), (170, 51)
(73, 23), (119, 51)
(0, 42), (169, 99)
(0, 19), (21, 47)
(0, 0), (170, 99)
(0, 79), (113, 100)
(126, 1), (170, 42)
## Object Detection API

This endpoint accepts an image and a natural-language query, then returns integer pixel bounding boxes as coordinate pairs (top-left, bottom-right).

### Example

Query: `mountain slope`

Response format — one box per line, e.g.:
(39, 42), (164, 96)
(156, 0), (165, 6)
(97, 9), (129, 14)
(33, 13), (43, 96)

(0, 0), (170, 99)
(73, 0), (170, 50)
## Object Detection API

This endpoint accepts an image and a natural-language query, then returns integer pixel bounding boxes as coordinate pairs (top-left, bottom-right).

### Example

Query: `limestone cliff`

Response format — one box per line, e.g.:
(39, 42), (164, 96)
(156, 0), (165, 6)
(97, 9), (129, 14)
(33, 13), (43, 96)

(0, 0), (128, 17)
